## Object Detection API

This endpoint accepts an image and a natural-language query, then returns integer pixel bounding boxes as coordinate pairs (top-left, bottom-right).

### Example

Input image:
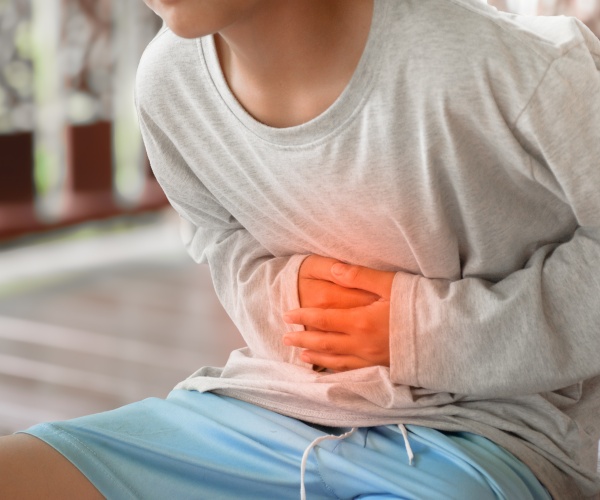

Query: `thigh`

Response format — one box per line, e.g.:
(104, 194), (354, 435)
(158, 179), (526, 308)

(0, 433), (103, 499)
(21, 390), (339, 499)
(21, 390), (552, 500)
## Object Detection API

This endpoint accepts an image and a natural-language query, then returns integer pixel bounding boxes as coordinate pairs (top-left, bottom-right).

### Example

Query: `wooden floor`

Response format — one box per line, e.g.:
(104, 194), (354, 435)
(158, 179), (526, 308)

(0, 211), (245, 435)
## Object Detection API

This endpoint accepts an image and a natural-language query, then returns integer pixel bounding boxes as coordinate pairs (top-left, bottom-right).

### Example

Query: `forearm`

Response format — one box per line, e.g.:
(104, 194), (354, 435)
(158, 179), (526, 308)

(391, 226), (600, 397)
(183, 219), (310, 365)
(137, 112), (311, 365)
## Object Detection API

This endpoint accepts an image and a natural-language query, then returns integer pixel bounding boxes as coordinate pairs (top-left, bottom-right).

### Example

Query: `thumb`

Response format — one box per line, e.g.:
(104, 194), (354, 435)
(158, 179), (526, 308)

(330, 263), (394, 299)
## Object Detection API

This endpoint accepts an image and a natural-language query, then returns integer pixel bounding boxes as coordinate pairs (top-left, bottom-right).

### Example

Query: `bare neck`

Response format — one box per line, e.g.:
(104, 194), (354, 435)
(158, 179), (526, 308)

(215, 0), (374, 128)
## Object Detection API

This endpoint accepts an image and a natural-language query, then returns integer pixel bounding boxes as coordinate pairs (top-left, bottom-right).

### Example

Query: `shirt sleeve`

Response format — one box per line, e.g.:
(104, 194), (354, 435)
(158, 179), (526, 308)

(137, 102), (310, 367)
(390, 35), (600, 398)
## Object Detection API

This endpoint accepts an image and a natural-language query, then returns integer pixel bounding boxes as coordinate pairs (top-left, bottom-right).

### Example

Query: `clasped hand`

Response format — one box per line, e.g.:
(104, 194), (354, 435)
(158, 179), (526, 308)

(283, 255), (395, 372)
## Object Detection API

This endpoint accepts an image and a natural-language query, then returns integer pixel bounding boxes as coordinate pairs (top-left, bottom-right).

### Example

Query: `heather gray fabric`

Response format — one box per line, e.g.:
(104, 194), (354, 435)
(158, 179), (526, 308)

(136, 0), (600, 497)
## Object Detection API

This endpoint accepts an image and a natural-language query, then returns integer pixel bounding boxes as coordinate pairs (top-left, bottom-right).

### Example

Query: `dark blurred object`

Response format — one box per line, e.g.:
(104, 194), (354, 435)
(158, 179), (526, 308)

(0, 0), (166, 243)
(63, 121), (117, 221)
(0, 132), (40, 237)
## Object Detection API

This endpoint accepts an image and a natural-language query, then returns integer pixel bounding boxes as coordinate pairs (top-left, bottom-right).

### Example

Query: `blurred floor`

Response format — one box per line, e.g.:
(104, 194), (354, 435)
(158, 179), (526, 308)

(0, 210), (245, 435)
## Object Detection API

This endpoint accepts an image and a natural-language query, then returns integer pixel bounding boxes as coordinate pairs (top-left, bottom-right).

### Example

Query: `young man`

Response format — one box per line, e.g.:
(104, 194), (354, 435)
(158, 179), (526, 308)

(1, 0), (599, 497)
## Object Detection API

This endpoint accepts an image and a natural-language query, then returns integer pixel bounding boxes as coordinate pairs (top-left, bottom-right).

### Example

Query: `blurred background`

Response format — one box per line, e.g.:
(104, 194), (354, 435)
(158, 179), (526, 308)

(0, 0), (598, 435)
(0, 0), (245, 435)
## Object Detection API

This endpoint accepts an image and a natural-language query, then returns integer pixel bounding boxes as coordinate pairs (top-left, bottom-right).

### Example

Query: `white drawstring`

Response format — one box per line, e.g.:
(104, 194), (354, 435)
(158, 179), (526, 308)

(300, 427), (358, 500)
(398, 424), (414, 466)
(299, 424), (414, 500)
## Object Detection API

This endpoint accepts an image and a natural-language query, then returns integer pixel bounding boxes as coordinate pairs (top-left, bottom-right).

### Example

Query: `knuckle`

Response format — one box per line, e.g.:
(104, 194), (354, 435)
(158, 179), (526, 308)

(314, 289), (331, 308)
(364, 344), (383, 359)
(325, 317), (339, 332)
(354, 317), (371, 334)
(318, 340), (332, 352)
(317, 314), (332, 331)
(345, 265), (361, 282)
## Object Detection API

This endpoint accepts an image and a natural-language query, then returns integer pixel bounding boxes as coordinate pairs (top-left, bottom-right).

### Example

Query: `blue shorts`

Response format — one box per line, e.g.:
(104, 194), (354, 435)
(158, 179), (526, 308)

(22, 390), (552, 499)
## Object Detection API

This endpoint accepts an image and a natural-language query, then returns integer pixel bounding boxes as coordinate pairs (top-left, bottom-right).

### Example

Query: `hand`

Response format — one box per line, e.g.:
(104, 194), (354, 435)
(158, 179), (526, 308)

(284, 262), (396, 372)
(298, 255), (379, 310)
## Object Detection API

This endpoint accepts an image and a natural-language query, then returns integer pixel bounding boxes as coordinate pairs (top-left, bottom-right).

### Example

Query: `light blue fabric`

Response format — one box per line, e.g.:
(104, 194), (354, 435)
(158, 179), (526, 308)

(22, 390), (552, 499)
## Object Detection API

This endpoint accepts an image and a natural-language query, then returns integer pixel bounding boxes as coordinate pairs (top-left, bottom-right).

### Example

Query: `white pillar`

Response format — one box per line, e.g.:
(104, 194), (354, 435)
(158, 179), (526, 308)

(32, 0), (64, 223)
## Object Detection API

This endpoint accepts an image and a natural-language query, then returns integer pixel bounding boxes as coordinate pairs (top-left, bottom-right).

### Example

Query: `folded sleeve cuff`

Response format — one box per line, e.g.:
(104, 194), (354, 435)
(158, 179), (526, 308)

(279, 254), (311, 315)
(389, 272), (420, 386)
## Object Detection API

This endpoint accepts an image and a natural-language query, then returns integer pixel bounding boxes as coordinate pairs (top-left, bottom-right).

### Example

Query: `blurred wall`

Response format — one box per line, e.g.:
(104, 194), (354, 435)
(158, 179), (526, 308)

(1, 0), (599, 242)
(490, 0), (600, 35)
(0, 0), (165, 242)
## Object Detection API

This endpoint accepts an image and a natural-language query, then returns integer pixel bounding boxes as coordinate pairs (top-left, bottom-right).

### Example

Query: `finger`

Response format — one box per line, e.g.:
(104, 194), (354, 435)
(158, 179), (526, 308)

(300, 279), (379, 309)
(299, 352), (375, 372)
(330, 263), (395, 298)
(284, 307), (367, 335)
(283, 331), (353, 355)
(300, 255), (342, 281)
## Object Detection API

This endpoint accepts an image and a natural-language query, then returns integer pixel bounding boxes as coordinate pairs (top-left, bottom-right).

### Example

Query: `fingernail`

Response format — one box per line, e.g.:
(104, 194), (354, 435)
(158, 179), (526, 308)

(301, 352), (311, 363)
(331, 263), (346, 275)
(283, 336), (292, 346)
(283, 313), (293, 323)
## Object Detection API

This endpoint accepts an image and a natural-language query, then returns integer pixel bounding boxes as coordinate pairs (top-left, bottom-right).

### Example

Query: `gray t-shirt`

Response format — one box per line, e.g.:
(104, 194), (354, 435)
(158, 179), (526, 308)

(136, 0), (600, 497)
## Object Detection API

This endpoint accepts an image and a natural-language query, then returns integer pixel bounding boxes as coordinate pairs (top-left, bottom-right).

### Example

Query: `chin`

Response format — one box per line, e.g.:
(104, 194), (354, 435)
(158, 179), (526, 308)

(167, 25), (207, 39)
(161, 15), (212, 39)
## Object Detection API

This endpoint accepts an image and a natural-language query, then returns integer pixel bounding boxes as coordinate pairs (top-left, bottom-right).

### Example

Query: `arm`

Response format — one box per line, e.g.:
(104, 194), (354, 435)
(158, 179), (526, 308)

(392, 228), (600, 397)
(136, 102), (303, 363)
(138, 104), (376, 365)
(392, 38), (600, 397)
(285, 37), (600, 397)
(286, 228), (600, 395)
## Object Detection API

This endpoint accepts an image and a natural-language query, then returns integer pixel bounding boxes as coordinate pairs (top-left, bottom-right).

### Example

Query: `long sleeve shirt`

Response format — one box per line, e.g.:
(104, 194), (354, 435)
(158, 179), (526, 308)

(136, 1), (600, 497)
